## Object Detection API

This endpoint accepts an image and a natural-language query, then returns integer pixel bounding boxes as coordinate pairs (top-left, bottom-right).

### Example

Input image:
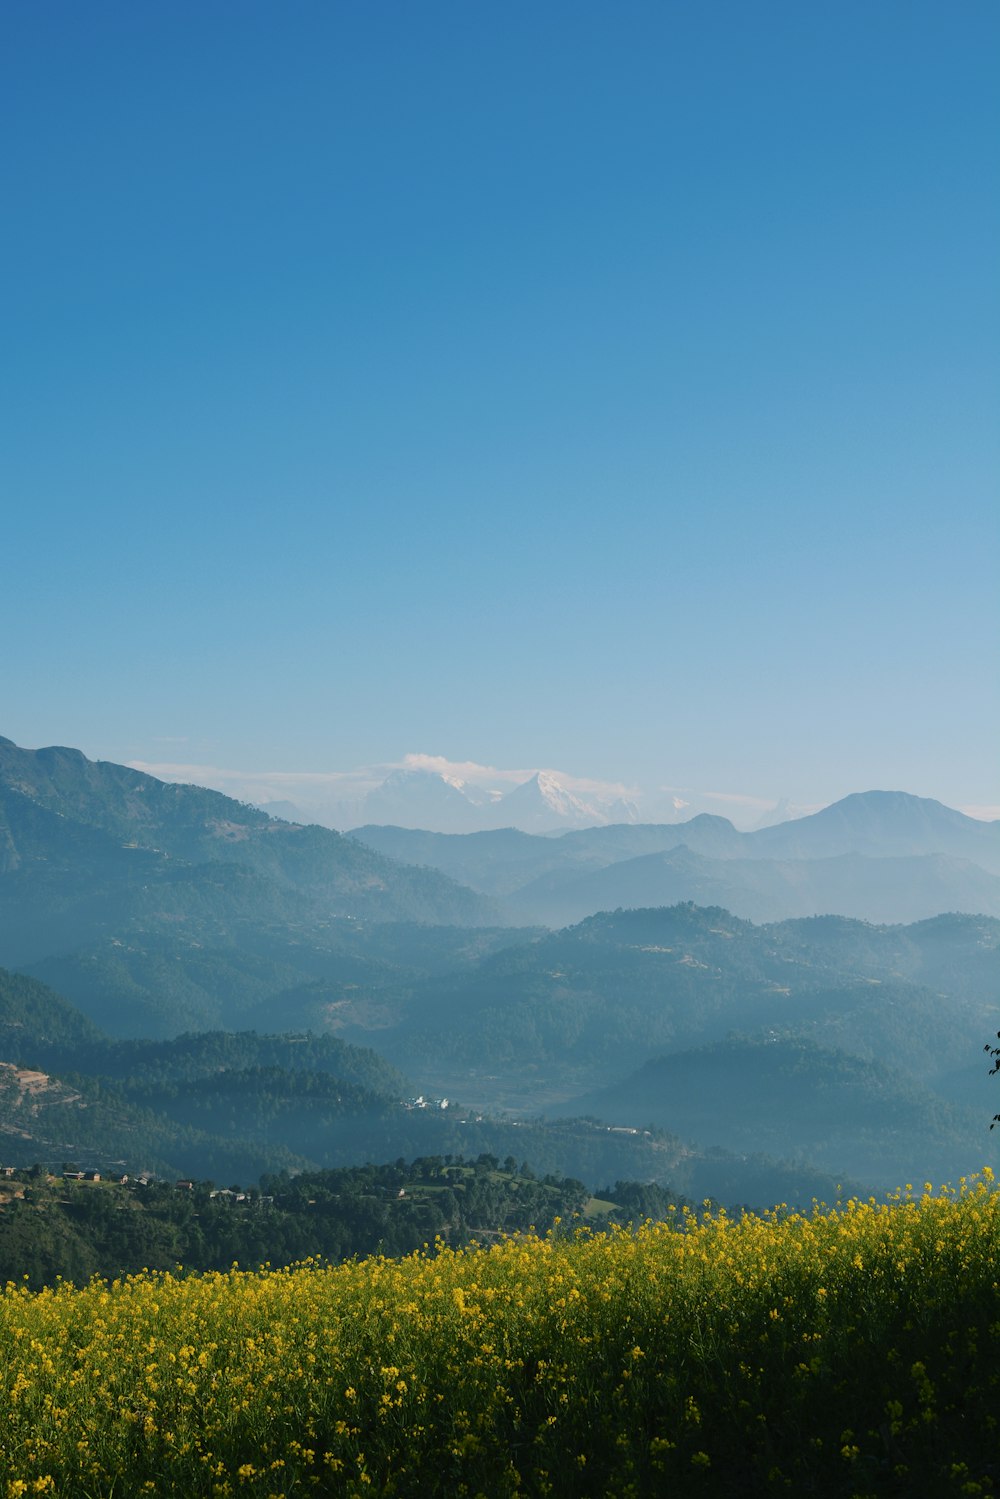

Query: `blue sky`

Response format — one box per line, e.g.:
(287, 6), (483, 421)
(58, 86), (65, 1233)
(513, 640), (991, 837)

(3, 1), (997, 814)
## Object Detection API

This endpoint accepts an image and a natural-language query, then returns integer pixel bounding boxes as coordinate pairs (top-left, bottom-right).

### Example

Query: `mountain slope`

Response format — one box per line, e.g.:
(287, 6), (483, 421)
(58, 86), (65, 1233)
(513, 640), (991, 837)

(556, 1037), (995, 1188)
(367, 905), (1000, 1107)
(0, 737), (506, 1035)
(361, 768), (499, 834)
(352, 815), (747, 897)
(0, 968), (105, 1060)
(0, 737), (495, 923)
(494, 772), (611, 832)
(750, 790), (1000, 871)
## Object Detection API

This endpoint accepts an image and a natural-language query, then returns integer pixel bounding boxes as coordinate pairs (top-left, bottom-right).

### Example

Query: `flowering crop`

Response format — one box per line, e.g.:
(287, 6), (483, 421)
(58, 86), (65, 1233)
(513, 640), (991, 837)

(0, 1174), (997, 1496)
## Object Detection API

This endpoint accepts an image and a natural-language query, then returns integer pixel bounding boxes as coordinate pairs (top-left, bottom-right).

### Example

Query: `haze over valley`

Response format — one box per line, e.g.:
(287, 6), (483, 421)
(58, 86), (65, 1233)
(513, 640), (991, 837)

(2, 733), (998, 1206)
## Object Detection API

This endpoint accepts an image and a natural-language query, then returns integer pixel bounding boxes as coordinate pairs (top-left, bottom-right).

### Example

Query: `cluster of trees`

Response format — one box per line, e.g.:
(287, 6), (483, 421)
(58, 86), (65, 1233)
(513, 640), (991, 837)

(0, 1155), (699, 1290)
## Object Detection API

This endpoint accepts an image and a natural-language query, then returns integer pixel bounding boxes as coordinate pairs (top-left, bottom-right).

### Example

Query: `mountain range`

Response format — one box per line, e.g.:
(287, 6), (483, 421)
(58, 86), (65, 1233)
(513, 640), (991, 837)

(0, 738), (491, 925)
(354, 791), (1000, 926)
(263, 766), (642, 835)
(0, 736), (524, 1035)
(349, 903), (1000, 1187)
(2, 733), (999, 1196)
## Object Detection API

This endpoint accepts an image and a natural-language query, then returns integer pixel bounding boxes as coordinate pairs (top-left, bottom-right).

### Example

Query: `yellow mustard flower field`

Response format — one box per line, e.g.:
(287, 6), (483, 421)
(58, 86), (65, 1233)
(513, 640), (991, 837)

(0, 1175), (997, 1498)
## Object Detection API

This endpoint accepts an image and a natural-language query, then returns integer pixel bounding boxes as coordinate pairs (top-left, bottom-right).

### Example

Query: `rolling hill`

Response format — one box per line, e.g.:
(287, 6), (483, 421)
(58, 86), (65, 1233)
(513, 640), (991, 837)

(350, 904), (1000, 1188)
(556, 1036), (994, 1189)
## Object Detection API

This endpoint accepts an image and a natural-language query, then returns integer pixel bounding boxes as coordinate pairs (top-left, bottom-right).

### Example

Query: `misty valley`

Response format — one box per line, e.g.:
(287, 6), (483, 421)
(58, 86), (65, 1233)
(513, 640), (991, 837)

(0, 735), (997, 1230)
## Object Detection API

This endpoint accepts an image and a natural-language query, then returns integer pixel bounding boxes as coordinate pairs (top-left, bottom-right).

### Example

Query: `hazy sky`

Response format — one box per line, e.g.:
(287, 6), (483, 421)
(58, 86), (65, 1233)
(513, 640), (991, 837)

(3, 2), (997, 813)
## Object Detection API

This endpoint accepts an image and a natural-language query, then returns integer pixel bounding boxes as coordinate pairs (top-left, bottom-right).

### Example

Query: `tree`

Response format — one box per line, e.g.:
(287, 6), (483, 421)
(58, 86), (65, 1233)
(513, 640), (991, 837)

(986, 1033), (1000, 1127)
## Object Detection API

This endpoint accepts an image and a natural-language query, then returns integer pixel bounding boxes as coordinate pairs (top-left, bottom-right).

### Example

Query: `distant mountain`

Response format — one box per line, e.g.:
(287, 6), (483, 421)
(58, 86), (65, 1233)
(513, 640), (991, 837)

(350, 766), (639, 835)
(750, 790), (1000, 871)
(351, 816), (746, 899)
(750, 796), (797, 830)
(492, 772), (584, 832)
(510, 847), (1000, 927)
(353, 791), (1000, 926)
(349, 826), (549, 896)
(0, 737), (507, 1034)
(255, 799), (308, 822)
(0, 738), (493, 916)
(493, 772), (638, 833)
(359, 768), (498, 833)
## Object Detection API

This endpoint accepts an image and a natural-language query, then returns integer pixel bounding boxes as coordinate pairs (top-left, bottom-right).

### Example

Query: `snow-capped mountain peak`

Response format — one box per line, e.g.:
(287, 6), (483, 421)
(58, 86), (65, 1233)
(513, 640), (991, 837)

(496, 772), (613, 831)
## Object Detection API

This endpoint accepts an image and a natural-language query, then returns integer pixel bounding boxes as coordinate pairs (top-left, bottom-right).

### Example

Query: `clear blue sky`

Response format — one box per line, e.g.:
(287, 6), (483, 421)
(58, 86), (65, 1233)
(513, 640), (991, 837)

(3, 1), (997, 811)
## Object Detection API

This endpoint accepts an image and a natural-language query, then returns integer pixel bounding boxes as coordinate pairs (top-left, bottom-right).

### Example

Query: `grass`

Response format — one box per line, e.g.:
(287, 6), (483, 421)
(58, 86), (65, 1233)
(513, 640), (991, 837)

(0, 1173), (997, 1496)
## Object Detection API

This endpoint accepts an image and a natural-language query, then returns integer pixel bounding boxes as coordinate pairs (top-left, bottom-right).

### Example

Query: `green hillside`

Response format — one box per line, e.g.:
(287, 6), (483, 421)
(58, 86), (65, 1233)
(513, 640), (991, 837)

(349, 905), (1000, 1186)
(0, 738), (535, 1036)
(374, 904), (1000, 1092)
(0, 968), (104, 1059)
(558, 1036), (996, 1188)
(0, 1156), (660, 1290)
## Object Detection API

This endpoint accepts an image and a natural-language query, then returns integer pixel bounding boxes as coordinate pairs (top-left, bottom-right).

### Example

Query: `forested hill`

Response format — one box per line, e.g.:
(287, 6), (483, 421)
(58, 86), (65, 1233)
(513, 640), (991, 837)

(0, 737), (517, 1036)
(0, 966), (852, 1211)
(378, 904), (1000, 1089)
(0, 1157), (697, 1291)
(0, 967), (105, 1058)
(361, 904), (1000, 1187)
(558, 1035), (993, 1189)
(0, 736), (497, 940)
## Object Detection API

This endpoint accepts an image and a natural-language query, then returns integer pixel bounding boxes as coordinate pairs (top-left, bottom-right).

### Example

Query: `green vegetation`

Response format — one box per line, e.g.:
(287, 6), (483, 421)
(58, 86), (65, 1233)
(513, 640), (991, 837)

(561, 1035), (998, 1187)
(0, 967), (854, 1205)
(0, 1175), (996, 1495)
(373, 906), (1000, 1184)
(386, 905), (1000, 1087)
(0, 967), (103, 1057)
(0, 738), (516, 1035)
(0, 1156), (639, 1290)
(3, 735), (999, 1197)
(0, 739), (495, 927)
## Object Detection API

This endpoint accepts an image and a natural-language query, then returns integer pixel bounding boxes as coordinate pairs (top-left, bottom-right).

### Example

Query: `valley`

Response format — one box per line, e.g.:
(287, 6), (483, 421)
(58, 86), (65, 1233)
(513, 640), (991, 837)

(0, 735), (997, 1216)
